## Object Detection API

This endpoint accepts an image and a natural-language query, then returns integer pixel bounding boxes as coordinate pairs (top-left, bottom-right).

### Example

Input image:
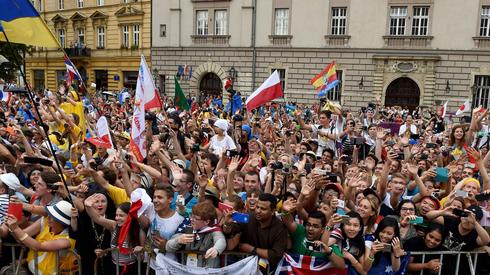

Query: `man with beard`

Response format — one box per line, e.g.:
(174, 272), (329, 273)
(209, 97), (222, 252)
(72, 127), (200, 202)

(231, 193), (287, 273)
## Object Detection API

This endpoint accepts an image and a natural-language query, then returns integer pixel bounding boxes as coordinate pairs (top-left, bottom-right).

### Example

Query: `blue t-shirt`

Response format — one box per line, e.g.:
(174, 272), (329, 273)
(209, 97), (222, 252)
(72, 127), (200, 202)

(170, 192), (198, 216)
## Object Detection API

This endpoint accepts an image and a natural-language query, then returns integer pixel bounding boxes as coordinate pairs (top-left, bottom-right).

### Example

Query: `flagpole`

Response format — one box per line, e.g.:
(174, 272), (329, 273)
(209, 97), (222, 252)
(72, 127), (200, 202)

(1, 30), (73, 203)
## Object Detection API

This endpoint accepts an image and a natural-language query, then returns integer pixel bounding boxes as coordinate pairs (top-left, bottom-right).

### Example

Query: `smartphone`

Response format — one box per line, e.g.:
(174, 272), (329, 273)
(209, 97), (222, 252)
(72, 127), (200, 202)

(453, 208), (468, 217)
(231, 212), (250, 223)
(65, 161), (73, 170)
(305, 240), (321, 251)
(23, 156), (53, 167)
(315, 169), (328, 175)
(184, 226), (194, 234)
(218, 202), (234, 212)
(226, 150), (239, 158)
(304, 163), (313, 174)
(328, 173), (338, 182)
(408, 216), (424, 224)
(434, 167), (449, 183)
(426, 143), (437, 149)
(475, 193), (490, 201)
(410, 134), (420, 140)
(353, 137), (364, 146)
(386, 140), (396, 147)
(8, 203), (23, 221)
(381, 243), (392, 253)
(386, 128), (391, 133)
(336, 199), (346, 216)
(341, 215), (350, 223)
(455, 189), (468, 198)
(396, 153), (405, 160)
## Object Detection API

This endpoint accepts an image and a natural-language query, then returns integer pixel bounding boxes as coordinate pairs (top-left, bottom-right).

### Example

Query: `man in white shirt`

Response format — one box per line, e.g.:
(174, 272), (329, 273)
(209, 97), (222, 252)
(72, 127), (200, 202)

(296, 110), (339, 156)
(398, 115), (418, 136)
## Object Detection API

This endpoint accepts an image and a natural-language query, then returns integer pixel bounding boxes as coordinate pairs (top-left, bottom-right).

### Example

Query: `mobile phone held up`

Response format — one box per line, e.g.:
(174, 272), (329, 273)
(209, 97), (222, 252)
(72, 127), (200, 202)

(231, 212), (250, 223)
(453, 208), (468, 217)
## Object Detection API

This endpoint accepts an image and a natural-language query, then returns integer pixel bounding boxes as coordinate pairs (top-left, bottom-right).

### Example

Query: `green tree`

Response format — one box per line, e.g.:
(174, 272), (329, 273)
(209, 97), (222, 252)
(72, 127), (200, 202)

(0, 42), (32, 82)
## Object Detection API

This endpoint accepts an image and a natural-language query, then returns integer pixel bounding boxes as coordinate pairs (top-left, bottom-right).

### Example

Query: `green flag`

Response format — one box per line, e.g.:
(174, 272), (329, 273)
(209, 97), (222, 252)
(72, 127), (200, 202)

(174, 76), (190, 111)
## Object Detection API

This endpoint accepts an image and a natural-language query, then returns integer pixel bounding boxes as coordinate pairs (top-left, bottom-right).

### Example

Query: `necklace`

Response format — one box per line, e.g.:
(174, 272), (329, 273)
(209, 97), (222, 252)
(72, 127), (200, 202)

(91, 221), (106, 249)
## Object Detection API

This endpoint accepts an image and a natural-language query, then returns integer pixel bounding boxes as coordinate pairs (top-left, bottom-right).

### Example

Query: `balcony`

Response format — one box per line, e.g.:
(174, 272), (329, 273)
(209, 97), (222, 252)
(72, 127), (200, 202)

(382, 35), (433, 48)
(64, 47), (91, 58)
(473, 36), (490, 48)
(269, 35), (292, 47)
(324, 35), (351, 47)
(191, 35), (230, 46)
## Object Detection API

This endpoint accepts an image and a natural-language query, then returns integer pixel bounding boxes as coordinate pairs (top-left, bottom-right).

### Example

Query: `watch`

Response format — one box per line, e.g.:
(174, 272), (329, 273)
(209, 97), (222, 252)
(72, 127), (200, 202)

(325, 225), (333, 231)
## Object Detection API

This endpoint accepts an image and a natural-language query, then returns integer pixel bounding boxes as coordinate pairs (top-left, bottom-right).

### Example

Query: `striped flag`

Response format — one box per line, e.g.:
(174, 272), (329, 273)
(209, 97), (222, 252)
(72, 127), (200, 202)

(311, 62), (340, 97)
(64, 54), (82, 85)
(274, 253), (346, 275)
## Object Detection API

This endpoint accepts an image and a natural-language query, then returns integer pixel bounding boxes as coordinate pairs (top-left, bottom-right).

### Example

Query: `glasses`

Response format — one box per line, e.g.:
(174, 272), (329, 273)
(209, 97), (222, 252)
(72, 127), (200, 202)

(190, 215), (203, 221)
(401, 207), (415, 212)
(348, 123), (355, 126)
(305, 222), (322, 229)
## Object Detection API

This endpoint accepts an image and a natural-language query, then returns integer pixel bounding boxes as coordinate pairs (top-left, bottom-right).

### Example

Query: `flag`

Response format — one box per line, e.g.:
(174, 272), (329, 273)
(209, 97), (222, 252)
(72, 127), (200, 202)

(456, 99), (470, 116)
(440, 101), (448, 118)
(85, 116), (113, 149)
(0, 91), (11, 103)
(64, 55), (82, 86)
(0, 0), (60, 47)
(310, 62), (340, 97)
(174, 76), (190, 111)
(225, 94), (243, 114)
(130, 60), (147, 162)
(138, 55), (162, 110)
(223, 78), (232, 91)
(274, 253), (347, 275)
(246, 70), (283, 110)
(155, 254), (258, 275)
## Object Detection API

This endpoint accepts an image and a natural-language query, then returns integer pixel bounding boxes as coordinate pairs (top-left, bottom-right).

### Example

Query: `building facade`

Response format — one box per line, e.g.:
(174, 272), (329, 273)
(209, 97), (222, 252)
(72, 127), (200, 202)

(25, 0), (151, 92)
(152, 0), (490, 111)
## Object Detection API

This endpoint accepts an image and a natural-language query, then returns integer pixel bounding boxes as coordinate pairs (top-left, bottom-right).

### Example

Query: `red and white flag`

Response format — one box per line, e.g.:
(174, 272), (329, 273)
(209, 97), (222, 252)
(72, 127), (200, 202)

(130, 55), (149, 162)
(246, 70), (283, 110)
(86, 116), (114, 149)
(456, 99), (470, 116)
(138, 55), (163, 111)
(440, 101), (448, 118)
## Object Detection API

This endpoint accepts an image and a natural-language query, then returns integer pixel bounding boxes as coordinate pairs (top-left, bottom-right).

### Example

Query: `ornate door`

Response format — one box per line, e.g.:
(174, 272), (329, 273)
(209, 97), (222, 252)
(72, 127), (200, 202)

(385, 77), (420, 110)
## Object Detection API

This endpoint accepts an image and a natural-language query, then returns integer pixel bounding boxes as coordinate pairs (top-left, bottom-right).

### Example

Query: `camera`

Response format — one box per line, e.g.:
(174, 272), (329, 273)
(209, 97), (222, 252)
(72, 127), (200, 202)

(191, 144), (200, 152)
(285, 130), (294, 137)
(232, 115), (243, 122)
(271, 161), (283, 170)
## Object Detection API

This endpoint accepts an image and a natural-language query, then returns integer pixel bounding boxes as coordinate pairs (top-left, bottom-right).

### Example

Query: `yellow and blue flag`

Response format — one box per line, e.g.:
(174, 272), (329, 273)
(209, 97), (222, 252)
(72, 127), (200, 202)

(0, 0), (60, 47)
(310, 62), (340, 97)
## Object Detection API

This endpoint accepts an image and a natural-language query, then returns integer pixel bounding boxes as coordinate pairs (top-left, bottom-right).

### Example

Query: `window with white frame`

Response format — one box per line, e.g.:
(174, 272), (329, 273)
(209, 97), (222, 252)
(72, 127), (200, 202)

(472, 75), (490, 109)
(58, 29), (65, 47)
(412, 6), (429, 36)
(133, 25), (140, 47)
(97, 0), (104, 6)
(389, 7), (407, 35)
(274, 8), (289, 35)
(58, 0), (64, 9)
(122, 25), (129, 47)
(480, 6), (490, 36)
(327, 70), (342, 102)
(77, 28), (85, 44)
(196, 10), (208, 35)
(271, 68), (286, 91)
(97, 26), (105, 48)
(331, 7), (347, 35)
(77, 0), (83, 8)
(214, 10), (227, 35)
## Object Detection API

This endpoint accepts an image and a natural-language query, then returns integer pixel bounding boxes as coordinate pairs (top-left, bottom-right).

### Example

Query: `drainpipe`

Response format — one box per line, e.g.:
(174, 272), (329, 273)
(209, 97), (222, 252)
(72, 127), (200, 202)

(179, 0), (182, 47)
(251, 0), (257, 91)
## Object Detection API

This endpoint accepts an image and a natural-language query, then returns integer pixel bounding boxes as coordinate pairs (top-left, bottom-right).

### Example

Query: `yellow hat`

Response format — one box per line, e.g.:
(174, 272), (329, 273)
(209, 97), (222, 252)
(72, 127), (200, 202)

(463, 177), (481, 190)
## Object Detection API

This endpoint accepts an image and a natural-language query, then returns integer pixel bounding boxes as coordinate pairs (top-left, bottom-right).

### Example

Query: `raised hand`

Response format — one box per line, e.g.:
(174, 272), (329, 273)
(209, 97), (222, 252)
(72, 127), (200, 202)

(376, 127), (387, 140)
(228, 155), (242, 172)
(406, 162), (419, 176)
(391, 237), (404, 258)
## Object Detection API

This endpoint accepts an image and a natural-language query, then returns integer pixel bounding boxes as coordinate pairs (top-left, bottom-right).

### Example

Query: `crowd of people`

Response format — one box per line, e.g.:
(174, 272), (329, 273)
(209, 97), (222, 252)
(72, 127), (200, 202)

(0, 81), (489, 275)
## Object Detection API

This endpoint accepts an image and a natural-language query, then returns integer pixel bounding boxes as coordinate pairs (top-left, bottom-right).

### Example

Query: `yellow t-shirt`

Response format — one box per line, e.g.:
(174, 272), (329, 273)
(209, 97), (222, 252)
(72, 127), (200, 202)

(107, 184), (130, 206)
(60, 101), (86, 134)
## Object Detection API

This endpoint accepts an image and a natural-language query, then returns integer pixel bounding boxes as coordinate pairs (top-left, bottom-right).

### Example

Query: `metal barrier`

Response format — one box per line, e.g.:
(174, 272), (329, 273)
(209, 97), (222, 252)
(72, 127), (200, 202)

(409, 250), (487, 275)
(1, 243), (82, 275)
(93, 247), (145, 275)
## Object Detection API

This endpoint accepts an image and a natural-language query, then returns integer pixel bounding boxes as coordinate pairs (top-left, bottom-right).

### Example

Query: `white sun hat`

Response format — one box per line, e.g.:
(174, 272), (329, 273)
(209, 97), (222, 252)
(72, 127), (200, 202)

(46, 200), (73, 226)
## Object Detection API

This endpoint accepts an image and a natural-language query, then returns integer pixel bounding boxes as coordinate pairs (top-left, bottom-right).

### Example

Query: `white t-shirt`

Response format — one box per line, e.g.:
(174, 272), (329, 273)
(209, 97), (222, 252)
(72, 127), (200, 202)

(311, 124), (338, 154)
(148, 211), (184, 267)
(209, 135), (236, 156)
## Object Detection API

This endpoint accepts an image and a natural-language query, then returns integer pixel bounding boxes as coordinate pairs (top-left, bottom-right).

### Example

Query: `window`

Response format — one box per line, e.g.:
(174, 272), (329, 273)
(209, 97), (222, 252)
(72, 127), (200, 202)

(271, 68), (286, 91)
(33, 70), (45, 90)
(472, 75), (490, 109)
(214, 10), (227, 35)
(77, 28), (85, 44)
(56, 70), (67, 86)
(97, 0), (104, 6)
(412, 6), (429, 36)
(77, 0), (83, 8)
(274, 8), (289, 35)
(389, 7), (407, 35)
(58, 29), (65, 48)
(58, 0), (64, 9)
(122, 25), (129, 47)
(327, 70), (342, 102)
(331, 7), (347, 35)
(160, 24), (166, 37)
(196, 10), (208, 35)
(97, 26), (105, 48)
(480, 6), (490, 37)
(132, 25), (140, 47)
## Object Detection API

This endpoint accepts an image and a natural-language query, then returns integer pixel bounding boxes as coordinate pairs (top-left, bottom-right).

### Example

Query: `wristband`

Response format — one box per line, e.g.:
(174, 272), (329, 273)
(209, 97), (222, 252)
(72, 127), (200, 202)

(19, 232), (29, 242)
(325, 225), (333, 231)
(325, 247), (333, 256)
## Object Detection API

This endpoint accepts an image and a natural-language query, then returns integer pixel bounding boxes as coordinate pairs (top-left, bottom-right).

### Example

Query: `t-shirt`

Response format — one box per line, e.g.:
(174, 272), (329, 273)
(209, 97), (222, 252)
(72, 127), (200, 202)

(311, 124), (337, 154)
(148, 211), (184, 265)
(107, 184), (130, 206)
(0, 194), (8, 224)
(290, 223), (342, 258)
(404, 236), (445, 275)
(442, 216), (478, 251)
(170, 192), (198, 217)
(208, 135), (236, 156)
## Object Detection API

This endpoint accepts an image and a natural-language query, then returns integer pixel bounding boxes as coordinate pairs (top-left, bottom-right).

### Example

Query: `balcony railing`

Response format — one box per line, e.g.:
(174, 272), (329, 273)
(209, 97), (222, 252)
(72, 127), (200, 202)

(382, 35), (433, 48)
(64, 47), (91, 57)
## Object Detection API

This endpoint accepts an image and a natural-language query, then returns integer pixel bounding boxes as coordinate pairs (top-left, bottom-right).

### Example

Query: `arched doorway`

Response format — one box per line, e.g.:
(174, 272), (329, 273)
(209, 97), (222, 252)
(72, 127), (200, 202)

(385, 77), (420, 110)
(199, 73), (222, 98)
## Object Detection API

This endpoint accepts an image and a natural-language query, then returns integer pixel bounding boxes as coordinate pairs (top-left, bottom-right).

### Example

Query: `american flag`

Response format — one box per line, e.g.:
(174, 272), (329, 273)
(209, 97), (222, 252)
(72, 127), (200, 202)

(275, 253), (347, 275)
(64, 54), (82, 85)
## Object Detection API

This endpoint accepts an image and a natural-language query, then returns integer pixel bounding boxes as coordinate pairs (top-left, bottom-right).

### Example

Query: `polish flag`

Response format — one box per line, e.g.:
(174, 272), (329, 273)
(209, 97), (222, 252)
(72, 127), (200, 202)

(130, 55), (149, 162)
(440, 101), (448, 118)
(456, 100), (470, 116)
(86, 116), (114, 149)
(138, 55), (163, 111)
(246, 70), (283, 110)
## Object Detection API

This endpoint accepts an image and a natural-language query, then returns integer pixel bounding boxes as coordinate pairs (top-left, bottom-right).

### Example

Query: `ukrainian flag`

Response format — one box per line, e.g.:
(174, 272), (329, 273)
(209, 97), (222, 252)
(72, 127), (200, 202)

(310, 62), (340, 97)
(0, 0), (60, 47)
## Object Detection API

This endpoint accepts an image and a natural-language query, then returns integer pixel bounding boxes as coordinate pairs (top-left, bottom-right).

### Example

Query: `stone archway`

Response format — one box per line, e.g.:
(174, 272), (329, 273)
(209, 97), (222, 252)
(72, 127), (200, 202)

(385, 77), (420, 110)
(190, 61), (228, 98)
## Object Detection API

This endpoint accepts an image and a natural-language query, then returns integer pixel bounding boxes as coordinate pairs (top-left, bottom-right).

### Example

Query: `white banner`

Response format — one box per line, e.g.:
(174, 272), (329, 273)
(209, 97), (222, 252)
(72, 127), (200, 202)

(155, 254), (258, 275)
(130, 55), (148, 161)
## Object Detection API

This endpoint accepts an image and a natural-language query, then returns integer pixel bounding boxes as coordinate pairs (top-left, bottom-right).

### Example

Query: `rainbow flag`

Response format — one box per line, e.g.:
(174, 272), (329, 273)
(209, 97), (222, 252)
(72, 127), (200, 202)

(0, 0), (60, 47)
(310, 62), (340, 97)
